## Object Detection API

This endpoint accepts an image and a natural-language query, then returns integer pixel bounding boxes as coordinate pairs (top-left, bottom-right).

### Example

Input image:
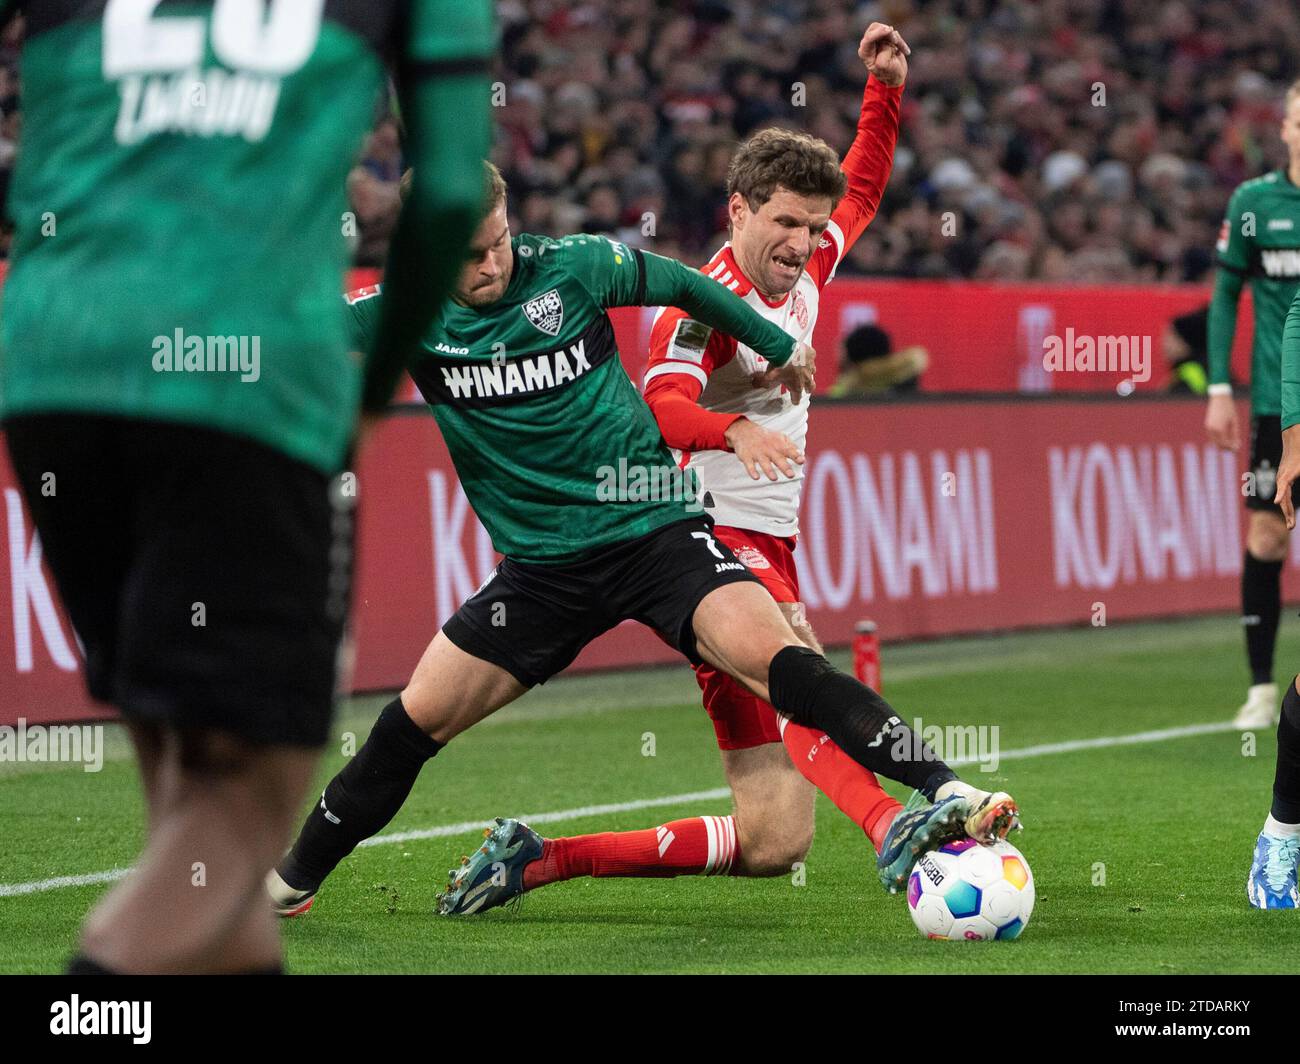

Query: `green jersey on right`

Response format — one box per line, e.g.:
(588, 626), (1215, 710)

(1281, 288), (1300, 429)
(1209, 169), (1300, 415)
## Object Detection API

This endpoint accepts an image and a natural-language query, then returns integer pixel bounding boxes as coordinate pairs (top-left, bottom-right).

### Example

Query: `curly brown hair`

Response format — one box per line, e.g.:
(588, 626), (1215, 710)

(726, 128), (847, 210)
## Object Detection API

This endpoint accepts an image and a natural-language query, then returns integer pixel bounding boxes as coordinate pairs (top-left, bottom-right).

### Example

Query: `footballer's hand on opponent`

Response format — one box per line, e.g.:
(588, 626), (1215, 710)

(1275, 424), (1300, 529)
(858, 21), (910, 87)
(724, 416), (804, 481)
(750, 341), (816, 402)
(1204, 392), (1239, 451)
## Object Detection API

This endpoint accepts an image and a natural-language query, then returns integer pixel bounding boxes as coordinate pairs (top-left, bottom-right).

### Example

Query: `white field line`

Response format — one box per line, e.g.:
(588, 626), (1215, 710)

(0, 720), (1241, 899)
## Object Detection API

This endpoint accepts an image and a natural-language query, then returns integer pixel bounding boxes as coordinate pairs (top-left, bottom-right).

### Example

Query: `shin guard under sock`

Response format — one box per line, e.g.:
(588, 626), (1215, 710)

(279, 697), (442, 890)
(1242, 552), (1283, 686)
(767, 646), (956, 799)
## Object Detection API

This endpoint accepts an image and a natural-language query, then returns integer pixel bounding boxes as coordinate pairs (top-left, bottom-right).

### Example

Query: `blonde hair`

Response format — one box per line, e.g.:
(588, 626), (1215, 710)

(399, 160), (508, 210)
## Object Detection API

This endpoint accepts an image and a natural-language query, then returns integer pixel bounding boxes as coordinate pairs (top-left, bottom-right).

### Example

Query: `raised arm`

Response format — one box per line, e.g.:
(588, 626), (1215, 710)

(806, 22), (908, 288)
(1205, 186), (1251, 450)
(362, 0), (494, 414)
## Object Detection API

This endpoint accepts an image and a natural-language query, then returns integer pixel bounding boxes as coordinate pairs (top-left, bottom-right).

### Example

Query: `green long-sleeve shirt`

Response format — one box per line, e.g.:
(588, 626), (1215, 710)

(0, 0), (493, 476)
(1208, 170), (1300, 416)
(1281, 288), (1300, 429)
(348, 232), (797, 561)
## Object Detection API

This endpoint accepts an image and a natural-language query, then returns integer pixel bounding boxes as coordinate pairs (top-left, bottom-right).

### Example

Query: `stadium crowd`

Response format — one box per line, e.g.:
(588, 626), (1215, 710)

(1, 1), (1299, 283)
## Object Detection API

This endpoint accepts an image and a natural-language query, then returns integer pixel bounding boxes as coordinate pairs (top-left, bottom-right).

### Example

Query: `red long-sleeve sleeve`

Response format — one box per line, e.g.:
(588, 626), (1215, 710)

(643, 307), (742, 451)
(807, 74), (902, 288)
(644, 371), (743, 451)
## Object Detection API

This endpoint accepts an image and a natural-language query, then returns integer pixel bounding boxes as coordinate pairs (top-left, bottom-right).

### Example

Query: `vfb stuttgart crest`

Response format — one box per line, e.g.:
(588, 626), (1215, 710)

(522, 288), (565, 336)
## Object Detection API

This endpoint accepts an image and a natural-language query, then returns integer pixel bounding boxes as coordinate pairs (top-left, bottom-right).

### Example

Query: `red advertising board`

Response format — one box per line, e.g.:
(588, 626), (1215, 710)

(379, 276), (1250, 404)
(0, 395), (1284, 727)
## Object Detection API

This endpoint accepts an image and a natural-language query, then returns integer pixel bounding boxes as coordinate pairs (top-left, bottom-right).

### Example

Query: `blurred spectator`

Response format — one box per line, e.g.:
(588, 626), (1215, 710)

(1163, 304), (1211, 395)
(345, 167), (402, 269)
(482, 0), (1300, 282)
(828, 323), (927, 397)
(2, 0), (1299, 278)
(359, 117), (405, 184)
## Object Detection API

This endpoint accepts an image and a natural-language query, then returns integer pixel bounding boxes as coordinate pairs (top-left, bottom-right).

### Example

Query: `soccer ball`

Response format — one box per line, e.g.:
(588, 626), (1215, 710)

(906, 837), (1034, 941)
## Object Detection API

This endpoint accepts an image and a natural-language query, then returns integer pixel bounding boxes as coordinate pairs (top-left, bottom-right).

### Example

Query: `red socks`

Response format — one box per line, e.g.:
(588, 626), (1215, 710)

(779, 718), (902, 852)
(522, 815), (736, 890)
(519, 715), (904, 896)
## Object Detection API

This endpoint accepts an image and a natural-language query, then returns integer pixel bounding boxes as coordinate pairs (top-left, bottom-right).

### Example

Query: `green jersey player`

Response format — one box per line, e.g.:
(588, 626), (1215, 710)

(0, 0), (492, 973)
(1206, 78), (1300, 730)
(1247, 286), (1300, 907)
(267, 163), (1020, 921)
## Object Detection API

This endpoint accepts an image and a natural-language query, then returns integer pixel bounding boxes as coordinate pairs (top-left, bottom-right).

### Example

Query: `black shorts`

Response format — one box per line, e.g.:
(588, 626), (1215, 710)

(3, 413), (353, 747)
(442, 517), (760, 687)
(1248, 415), (1300, 514)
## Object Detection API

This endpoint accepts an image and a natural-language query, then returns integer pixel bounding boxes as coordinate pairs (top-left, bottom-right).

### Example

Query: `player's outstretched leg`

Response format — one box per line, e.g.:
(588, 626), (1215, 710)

(1235, 514), (1288, 729)
(268, 632), (527, 915)
(78, 727), (317, 972)
(437, 814), (739, 915)
(779, 715), (970, 890)
(268, 695), (443, 916)
(692, 583), (1019, 861)
(1247, 676), (1300, 908)
(439, 739), (814, 914)
(700, 661), (905, 853)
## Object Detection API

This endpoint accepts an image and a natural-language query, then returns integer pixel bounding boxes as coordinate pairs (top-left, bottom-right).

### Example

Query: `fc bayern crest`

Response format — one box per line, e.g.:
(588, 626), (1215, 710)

(793, 290), (809, 331)
(522, 288), (565, 336)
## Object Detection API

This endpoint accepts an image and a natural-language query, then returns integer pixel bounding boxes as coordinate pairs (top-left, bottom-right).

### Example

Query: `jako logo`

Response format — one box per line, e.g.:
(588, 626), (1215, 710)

(1042, 329), (1151, 384)
(50, 996), (151, 1044)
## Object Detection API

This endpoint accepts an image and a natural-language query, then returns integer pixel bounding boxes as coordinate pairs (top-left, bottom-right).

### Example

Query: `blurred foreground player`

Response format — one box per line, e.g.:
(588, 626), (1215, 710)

(1255, 287), (1300, 908)
(1205, 79), (1300, 729)
(0, 0), (491, 972)
(268, 161), (1015, 922)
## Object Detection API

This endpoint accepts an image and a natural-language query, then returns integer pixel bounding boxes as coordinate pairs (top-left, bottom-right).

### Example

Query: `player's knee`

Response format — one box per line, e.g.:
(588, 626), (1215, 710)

(172, 729), (313, 839)
(744, 835), (813, 877)
(736, 816), (814, 876)
(175, 726), (259, 777)
(1248, 515), (1289, 561)
(792, 623), (823, 656)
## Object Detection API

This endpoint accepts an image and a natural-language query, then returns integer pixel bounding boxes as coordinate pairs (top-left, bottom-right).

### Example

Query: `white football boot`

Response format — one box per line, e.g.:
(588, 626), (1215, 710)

(1234, 683), (1278, 730)
(935, 780), (1020, 841)
(265, 867), (316, 917)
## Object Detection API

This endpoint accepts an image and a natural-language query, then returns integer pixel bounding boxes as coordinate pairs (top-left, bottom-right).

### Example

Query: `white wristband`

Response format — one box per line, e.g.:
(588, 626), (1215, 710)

(1207, 384), (1232, 397)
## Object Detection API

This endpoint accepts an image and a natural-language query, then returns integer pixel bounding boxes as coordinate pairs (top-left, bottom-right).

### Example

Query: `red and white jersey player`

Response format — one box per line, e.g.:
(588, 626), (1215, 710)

(644, 71), (900, 755)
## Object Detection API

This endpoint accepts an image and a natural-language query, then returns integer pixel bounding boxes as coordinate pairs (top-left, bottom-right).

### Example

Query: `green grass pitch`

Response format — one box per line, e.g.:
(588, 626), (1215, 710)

(4, 614), (1300, 974)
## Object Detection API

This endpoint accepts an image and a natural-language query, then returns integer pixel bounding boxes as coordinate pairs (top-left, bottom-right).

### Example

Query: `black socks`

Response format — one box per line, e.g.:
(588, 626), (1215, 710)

(279, 697), (443, 891)
(1273, 681), (1300, 824)
(66, 954), (116, 975)
(1242, 552), (1284, 686)
(767, 645), (957, 799)
(66, 955), (283, 975)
